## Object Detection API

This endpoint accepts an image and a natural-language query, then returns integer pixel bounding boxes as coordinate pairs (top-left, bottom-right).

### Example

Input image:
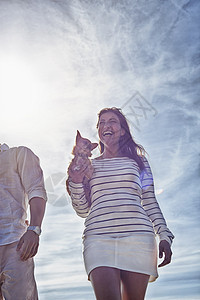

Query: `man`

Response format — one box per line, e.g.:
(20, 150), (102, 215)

(0, 143), (47, 300)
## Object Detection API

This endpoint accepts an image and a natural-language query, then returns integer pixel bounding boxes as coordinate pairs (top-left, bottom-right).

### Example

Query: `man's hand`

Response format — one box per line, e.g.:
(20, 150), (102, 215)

(158, 240), (172, 267)
(16, 231), (39, 261)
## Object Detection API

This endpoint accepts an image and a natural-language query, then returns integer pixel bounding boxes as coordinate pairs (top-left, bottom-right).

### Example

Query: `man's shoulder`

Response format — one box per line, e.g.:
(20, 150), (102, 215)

(16, 145), (31, 152)
(9, 146), (36, 158)
(8, 145), (29, 153)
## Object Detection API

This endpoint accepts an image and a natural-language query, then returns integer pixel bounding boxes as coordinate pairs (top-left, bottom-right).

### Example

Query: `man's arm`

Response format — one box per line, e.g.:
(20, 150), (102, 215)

(17, 197), (46, 261)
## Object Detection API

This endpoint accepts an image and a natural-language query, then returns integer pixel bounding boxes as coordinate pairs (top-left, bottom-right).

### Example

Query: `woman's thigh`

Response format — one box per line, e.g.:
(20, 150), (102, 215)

(90, 266), (121, 300)
(120, 270), (149, 300)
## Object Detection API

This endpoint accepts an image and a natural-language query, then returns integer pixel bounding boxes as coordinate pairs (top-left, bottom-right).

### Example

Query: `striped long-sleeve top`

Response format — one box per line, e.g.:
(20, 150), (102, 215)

(68, 157), (174, 245)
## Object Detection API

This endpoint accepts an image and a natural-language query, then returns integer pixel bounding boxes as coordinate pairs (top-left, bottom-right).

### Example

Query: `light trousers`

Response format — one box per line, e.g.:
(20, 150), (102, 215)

(0, 242), (38, 300)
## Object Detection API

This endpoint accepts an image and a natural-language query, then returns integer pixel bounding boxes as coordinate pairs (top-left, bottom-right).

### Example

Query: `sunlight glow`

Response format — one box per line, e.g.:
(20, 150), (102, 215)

(0, 54), (45, 120)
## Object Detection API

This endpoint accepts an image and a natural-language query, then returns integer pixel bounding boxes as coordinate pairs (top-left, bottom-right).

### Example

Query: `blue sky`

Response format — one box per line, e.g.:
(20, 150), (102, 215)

(0, 0), (199, 298)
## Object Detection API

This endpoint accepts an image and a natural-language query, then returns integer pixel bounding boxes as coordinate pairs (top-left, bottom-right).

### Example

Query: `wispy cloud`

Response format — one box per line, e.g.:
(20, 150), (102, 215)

(0, 0), (199, 298)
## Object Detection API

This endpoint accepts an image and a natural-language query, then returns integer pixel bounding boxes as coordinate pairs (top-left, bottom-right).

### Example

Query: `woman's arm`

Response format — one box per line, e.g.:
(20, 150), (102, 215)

(141, 158), (174, 245)
(66, 159), (91, 218)
(141, 158), (174, 267)
(67, 178), (91, 217)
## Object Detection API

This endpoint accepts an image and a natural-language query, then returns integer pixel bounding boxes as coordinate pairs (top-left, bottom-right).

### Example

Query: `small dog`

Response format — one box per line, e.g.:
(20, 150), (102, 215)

(70, 130), (98, 177)
(66, 130), (98, 197)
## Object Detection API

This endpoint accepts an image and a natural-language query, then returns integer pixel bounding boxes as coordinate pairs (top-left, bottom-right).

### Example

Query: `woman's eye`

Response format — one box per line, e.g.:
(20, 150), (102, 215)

(99, 120), (118, 126)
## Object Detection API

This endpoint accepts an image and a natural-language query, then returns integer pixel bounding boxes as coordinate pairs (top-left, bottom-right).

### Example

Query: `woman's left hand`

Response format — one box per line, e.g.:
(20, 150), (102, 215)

(158, 240), (172, 267)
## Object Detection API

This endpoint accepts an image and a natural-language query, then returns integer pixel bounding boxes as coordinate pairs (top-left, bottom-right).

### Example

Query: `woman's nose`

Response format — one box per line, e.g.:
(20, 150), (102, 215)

(103, 121), (112, 128)
(102, 124), (112, 132)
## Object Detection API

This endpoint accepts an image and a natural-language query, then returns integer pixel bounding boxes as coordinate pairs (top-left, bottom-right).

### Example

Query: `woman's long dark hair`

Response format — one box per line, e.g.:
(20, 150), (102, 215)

(67, 107), (146, 206)
(97, 107), (146, 171)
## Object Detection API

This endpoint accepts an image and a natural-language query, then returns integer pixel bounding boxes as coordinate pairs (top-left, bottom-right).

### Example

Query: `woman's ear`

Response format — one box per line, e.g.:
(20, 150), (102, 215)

(120, 128), (126, 136)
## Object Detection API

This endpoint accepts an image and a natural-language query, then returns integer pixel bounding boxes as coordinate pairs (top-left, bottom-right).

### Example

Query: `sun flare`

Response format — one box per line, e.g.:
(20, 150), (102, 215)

(0, 54), (45, 119)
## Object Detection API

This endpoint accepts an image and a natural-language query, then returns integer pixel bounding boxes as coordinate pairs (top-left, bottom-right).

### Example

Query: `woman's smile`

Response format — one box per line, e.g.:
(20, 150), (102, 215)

(98, 111), (125, 149)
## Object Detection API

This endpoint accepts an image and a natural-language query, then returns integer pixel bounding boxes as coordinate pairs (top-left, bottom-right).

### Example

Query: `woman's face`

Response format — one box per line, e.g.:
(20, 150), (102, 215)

(98, 111), (125, 149)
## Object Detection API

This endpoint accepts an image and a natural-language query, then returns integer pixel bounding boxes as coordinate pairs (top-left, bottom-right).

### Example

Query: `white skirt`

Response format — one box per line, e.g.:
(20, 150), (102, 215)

(83, 234), (158, 282)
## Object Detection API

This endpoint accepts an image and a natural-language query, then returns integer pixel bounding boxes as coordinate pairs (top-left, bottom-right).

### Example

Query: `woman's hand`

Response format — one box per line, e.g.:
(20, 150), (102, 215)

(158, 240), (172, 267)
(68, 159), (91, 183)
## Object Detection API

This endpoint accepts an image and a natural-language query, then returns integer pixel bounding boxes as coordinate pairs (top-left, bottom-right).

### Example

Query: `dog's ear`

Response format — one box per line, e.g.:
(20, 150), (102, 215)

(91, 142), (98, 151)
(76, 130), (82, 143)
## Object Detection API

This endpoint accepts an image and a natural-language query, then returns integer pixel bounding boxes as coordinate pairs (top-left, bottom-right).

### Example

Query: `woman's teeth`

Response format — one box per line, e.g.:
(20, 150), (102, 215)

(103, 131), (113, 136)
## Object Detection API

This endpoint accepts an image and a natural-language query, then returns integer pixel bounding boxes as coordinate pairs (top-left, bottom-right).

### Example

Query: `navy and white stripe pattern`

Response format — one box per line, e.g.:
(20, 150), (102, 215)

(68, 157), (174, 245)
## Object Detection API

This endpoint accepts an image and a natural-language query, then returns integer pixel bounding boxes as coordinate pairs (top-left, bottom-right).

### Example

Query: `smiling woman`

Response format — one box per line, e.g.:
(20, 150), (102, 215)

(67, 107), (174, 300)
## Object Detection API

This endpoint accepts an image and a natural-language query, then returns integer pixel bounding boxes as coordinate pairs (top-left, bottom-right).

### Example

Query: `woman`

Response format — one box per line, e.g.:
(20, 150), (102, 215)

(67, 107), (174, 300)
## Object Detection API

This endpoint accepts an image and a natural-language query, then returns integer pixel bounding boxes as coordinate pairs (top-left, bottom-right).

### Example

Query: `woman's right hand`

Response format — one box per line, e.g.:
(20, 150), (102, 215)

(67, 159), (91, 183)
